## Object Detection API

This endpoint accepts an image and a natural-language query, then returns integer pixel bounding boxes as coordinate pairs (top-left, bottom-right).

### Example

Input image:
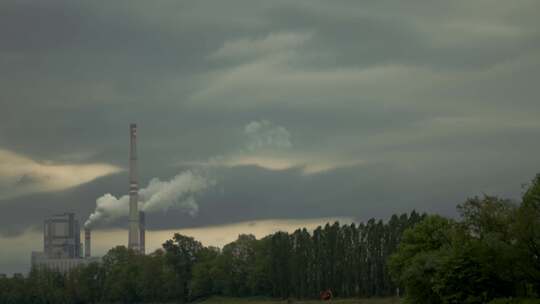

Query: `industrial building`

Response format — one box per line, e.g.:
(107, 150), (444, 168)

(31, 213), (97, 273)
(30, 123), (146, 273)
(44, 213), (81, 258)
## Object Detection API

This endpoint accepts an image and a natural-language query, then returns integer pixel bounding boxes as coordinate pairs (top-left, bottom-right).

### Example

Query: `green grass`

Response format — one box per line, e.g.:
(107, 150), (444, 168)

(198, 296), (402, 304)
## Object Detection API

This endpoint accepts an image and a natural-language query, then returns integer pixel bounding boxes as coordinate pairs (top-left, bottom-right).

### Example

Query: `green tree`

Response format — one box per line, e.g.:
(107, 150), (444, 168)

(433, 237), (517, 304)
(162, 233), (204, 302)
(247, 236), (272, 296)
(515, 174), (540, 296)
(101, 246), (142, 303)
(66, 262), (104, 303)
(457, 195), (516, 242)
(190, 246), (220, 299)
(290, 228), (313, 298)
(223, 234), (257, 296)
(269, 231), (292, 298)
(389, 215), (455, 304)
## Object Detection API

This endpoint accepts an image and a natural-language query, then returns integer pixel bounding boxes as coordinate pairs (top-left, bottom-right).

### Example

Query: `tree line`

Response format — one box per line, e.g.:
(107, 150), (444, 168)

(1, 173), (539, 303)
(0, 212), (424, 303)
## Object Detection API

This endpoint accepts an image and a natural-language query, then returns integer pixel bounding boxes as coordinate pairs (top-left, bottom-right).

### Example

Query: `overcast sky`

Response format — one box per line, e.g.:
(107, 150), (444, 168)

(1, 0), (540, 273)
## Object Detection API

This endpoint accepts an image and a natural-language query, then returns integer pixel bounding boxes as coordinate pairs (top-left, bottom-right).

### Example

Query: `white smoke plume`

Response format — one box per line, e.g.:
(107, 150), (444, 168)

(86, 120), (290, 229)
(85, 170), (212, 228)
(244, 120), (292, 151)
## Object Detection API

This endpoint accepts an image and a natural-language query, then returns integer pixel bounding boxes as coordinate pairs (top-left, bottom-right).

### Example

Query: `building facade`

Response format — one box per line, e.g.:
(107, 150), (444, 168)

(32, 213), (97, 273)
(44, 213), (81, 258)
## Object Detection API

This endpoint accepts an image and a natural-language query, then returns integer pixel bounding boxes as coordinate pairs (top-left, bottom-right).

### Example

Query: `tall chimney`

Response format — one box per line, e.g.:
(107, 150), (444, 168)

(139, 211), (145, 255)
(84, 228), (91, 258)
(128, 123), (140, 252)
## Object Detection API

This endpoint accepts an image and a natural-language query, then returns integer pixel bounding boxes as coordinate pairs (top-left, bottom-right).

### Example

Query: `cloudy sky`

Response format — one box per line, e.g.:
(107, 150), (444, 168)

(1, 0), (540, 273)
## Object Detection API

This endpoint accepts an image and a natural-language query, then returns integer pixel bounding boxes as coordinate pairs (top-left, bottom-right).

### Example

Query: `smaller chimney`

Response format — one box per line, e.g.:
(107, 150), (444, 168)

(84, 228), (91, 258)
(139, 211), (145, 255)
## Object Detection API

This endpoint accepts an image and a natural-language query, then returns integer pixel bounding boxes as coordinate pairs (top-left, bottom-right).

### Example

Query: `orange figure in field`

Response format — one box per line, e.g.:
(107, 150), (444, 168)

(320, 288), (333, 301)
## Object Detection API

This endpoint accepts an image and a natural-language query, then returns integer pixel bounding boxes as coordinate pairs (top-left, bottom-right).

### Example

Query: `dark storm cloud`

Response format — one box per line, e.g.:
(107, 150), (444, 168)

(1, 0), (540, 241)
(0, 0), (259, 163)
(0, 173), (124, 237)
(3, 155), (536, 237)
(264, 1), (540, 71)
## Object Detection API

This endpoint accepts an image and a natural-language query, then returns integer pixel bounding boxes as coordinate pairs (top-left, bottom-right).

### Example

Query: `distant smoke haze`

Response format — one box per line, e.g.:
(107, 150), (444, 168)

(85, 171), (213, 228)
(244, 120), (292, 151)
(204, 120), (293, 167)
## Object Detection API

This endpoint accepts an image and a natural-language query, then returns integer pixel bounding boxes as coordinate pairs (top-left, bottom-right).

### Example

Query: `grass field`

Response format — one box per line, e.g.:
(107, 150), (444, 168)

(198, 297), (402, 304)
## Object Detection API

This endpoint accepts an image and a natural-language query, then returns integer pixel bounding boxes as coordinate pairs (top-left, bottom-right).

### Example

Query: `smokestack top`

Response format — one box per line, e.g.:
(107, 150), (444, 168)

(130, 124), (137, 140)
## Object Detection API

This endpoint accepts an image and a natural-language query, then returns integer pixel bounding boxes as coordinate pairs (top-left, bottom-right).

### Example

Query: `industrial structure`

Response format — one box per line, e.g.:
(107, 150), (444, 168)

(30, 124), (146, 272)
(139, 210), (146, 254)
(44, 213), (81, 259)
(31, 213), (97, 273)
(84, 228), (91, 258)
(128, 123), (145, 254)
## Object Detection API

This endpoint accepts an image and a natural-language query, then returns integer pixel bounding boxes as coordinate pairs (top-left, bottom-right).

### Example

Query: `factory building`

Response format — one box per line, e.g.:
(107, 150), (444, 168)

(31, 213), (98, 273)
(30, 124), (146, 274)
(44, 213), (81, 258)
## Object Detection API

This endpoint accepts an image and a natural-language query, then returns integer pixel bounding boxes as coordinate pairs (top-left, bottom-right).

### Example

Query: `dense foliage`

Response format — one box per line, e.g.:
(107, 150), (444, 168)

(389, 174), (540, 304)
(0, 212), (423, 303)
